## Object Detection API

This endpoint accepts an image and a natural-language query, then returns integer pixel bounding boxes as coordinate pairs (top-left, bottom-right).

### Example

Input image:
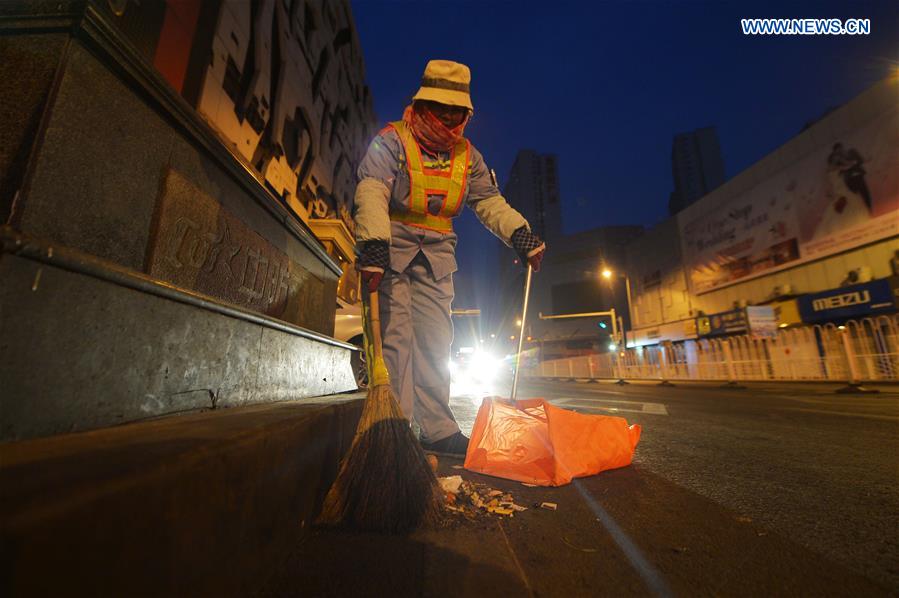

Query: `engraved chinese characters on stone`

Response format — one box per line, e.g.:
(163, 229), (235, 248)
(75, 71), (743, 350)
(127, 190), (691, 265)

(148, 169), (331, 333)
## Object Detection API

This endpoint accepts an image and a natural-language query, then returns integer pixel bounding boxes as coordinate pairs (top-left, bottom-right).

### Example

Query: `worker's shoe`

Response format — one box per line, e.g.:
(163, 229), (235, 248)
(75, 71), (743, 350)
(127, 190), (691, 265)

(421, 432), (469, 458)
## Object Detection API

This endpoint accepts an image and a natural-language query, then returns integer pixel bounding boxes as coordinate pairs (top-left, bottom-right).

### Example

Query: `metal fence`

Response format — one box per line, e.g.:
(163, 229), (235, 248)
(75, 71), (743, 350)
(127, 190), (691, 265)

(524, 315), (899, 383)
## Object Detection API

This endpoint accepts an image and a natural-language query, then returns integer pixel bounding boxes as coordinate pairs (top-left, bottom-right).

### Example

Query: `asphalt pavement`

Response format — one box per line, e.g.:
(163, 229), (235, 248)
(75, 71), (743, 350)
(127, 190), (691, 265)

(261, 378), (898, 596)
(483, 378), (899, 592)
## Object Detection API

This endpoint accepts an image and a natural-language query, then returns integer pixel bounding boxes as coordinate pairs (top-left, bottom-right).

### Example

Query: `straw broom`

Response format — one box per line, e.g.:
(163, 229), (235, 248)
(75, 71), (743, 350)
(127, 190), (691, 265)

(318, 288), (441, 533)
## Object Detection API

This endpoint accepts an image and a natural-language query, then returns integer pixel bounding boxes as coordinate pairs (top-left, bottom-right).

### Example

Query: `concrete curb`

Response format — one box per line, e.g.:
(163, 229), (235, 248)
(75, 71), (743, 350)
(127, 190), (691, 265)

(0, 396), (364, 596)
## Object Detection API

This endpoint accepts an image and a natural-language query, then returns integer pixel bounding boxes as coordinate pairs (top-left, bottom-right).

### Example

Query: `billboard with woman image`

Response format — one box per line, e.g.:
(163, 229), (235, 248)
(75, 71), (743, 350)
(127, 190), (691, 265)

(680, 99), (898, 294)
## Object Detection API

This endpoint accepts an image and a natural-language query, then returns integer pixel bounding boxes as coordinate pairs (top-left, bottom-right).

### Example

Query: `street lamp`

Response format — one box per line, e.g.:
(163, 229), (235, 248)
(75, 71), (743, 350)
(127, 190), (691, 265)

(600, 267), (634, 348)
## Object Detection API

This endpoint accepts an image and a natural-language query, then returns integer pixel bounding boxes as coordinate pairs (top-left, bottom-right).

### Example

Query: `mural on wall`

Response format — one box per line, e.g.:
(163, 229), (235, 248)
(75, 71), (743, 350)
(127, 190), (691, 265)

(103, 0), (376, 234)
(680, 107), (899, 294)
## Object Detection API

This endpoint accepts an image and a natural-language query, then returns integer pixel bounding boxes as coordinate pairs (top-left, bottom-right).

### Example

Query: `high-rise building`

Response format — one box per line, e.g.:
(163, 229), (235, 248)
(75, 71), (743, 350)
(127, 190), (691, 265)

(668, 126), (725, 215)
(502, 150), (563, 243)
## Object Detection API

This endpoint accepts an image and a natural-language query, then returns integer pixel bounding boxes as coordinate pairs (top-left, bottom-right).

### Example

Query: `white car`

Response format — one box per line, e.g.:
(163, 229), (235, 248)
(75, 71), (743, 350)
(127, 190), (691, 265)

(333, 297), (366, 388)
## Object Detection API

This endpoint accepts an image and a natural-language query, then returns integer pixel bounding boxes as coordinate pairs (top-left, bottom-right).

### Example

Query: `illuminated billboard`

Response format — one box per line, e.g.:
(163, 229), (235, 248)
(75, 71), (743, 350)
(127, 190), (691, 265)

(680, 103), (898, 294)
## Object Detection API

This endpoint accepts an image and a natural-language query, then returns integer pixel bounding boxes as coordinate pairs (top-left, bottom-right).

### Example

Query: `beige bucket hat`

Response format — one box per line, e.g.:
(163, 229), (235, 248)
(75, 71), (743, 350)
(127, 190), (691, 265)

(412, 60), (473, 111)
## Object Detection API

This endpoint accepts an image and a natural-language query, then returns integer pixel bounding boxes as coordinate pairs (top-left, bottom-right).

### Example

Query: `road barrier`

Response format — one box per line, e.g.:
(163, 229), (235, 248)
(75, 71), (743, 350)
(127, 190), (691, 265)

(524, 315), (899, 384)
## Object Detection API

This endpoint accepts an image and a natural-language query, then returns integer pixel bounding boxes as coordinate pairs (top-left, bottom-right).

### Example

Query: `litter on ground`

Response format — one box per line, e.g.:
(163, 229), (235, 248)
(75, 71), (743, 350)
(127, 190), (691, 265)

(437, 478), (530, 519)
(438, 475), (463, 494)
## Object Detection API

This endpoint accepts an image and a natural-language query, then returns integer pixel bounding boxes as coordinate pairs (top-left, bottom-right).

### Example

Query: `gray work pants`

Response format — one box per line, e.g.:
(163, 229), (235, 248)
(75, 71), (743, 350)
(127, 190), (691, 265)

(379, 252), (459, 443)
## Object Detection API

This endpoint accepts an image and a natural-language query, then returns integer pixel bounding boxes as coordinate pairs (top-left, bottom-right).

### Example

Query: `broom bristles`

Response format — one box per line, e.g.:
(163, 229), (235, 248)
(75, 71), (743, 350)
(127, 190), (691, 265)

(318, 383), (442, 533)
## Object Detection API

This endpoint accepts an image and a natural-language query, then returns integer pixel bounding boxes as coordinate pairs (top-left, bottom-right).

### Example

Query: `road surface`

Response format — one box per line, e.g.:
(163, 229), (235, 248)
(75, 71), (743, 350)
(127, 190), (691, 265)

(455, 378), (899, 591)
(262, 379), (898, 595)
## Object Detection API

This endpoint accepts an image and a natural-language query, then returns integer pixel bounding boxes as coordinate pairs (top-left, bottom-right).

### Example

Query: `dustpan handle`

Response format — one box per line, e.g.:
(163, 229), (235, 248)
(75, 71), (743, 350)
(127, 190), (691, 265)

(510, 264), (533, 403)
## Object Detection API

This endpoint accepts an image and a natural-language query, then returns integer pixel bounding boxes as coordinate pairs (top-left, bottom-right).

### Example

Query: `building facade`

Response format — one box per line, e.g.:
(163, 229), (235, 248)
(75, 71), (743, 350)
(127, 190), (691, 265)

(185, 0), (378, 304)
(627, 77), (899, 348)
(81, 0), (379, 307)
(0, 0), (376, 438)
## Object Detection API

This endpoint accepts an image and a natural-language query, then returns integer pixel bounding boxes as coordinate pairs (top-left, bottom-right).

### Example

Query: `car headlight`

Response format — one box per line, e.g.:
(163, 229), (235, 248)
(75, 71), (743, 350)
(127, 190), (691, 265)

(467, 351), (499, 383)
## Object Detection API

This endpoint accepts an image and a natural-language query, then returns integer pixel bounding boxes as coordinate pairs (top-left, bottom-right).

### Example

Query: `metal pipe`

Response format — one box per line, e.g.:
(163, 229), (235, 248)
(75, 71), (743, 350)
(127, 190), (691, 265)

(624, 275), (633, 340)
(510, 265), (533, 402)
(538, 310), (615, 320)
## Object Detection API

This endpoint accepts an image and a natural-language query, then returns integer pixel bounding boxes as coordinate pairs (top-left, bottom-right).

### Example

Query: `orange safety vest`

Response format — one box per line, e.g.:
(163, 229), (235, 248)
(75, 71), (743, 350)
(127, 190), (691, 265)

(387, 120), (471, 233)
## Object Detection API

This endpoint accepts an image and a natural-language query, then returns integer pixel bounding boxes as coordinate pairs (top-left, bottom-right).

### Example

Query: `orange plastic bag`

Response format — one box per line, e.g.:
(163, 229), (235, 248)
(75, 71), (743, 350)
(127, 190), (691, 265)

(463, 397), (642, 486)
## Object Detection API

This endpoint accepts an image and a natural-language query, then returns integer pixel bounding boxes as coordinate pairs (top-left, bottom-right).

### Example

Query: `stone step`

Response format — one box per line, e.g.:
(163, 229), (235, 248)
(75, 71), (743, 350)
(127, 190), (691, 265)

(1, 228), (359, 441)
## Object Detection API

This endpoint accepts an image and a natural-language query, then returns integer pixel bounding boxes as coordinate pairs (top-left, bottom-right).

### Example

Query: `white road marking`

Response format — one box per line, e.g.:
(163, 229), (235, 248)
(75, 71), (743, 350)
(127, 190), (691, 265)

(574, 480), (673, 596)
(641, 402), (670, 415)
(553, 398), (669, 416)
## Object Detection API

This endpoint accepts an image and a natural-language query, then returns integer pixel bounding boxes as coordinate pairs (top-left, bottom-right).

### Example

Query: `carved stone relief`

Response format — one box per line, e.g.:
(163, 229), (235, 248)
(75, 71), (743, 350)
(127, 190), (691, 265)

(147, 169), (332, 333)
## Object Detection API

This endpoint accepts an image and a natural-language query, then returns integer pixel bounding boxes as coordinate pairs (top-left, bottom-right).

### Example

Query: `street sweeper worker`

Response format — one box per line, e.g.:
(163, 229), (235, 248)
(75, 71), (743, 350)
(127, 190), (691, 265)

(352, 59), (546, 457)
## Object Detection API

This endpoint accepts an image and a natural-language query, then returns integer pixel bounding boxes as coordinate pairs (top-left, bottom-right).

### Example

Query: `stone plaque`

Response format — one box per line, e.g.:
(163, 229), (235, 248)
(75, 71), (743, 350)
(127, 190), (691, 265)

(147, 168), (331, 333)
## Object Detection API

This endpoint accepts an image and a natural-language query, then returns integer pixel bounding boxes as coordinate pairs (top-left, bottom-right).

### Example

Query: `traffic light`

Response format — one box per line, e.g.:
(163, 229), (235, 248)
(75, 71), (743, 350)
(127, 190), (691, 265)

(597, 320), (608, 330)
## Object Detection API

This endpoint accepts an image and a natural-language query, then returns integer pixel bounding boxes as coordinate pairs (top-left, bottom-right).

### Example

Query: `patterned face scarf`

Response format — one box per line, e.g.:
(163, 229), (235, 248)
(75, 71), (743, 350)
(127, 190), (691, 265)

(402, 102), (471, 154)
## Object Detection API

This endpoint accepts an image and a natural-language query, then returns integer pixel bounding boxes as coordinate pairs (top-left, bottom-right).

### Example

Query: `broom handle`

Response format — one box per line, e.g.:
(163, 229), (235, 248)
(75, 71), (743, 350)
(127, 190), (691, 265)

(510, 264), (533, 403)
(368, 289), (384, 362)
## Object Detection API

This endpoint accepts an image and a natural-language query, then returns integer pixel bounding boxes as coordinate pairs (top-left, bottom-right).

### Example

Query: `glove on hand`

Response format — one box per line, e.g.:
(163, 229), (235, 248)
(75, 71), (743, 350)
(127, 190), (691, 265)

(511, 226), (546, 272)
(356, 240), (389, 292)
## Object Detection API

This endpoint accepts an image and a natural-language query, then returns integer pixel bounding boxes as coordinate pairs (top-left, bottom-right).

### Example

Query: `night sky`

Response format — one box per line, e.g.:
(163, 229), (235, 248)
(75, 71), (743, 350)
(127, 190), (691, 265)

(349, 0), (898, 307)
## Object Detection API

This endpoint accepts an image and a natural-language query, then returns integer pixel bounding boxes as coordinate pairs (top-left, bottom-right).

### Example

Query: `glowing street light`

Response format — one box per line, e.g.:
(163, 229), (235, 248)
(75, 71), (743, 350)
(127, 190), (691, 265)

(600, 266), (633, 349)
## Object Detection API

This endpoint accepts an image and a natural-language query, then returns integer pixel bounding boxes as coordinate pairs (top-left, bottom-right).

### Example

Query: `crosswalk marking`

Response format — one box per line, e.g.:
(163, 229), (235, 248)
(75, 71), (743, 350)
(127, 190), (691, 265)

(641, 402), (669, 415)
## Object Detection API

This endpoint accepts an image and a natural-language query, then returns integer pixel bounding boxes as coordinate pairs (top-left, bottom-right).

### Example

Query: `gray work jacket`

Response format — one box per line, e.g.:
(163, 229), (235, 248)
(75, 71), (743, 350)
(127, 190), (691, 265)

(353, 126), (529, 280)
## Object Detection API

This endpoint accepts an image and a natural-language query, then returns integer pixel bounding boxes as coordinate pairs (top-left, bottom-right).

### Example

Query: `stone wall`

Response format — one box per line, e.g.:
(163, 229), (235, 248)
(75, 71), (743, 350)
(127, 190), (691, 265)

(0, 1), (367, 439)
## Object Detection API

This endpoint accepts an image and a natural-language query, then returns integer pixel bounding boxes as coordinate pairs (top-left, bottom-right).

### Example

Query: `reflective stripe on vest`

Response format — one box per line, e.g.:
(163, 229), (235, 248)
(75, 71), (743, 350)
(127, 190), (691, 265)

(388, 120), (470, 233)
